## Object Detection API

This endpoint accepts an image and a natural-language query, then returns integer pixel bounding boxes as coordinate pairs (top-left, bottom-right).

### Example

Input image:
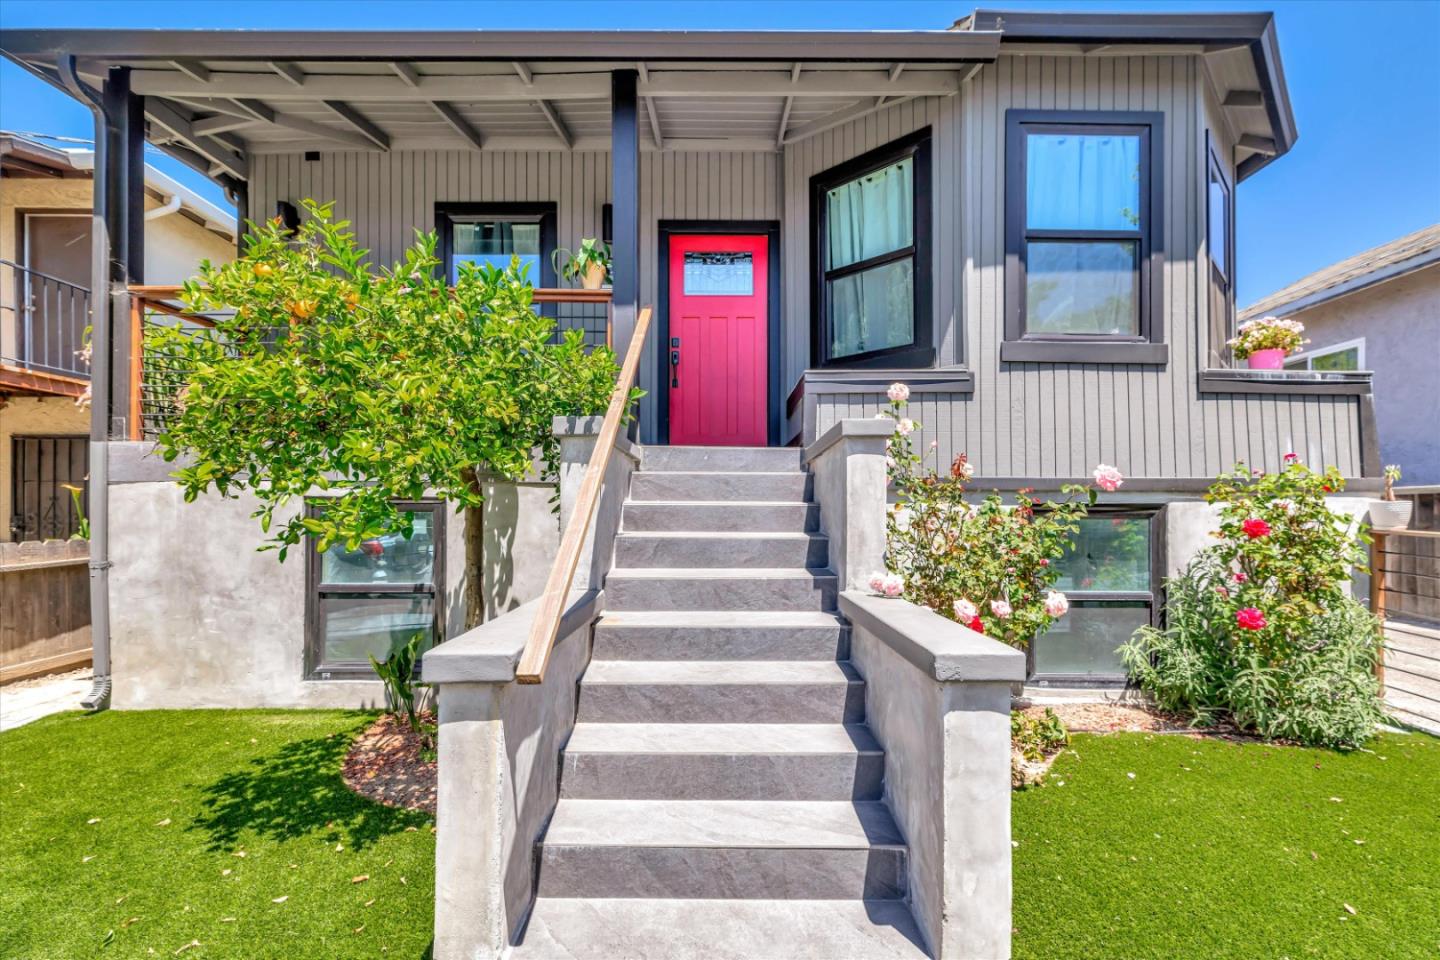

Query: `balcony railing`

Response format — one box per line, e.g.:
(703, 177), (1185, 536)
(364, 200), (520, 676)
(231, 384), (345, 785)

(0, 259), (91, 381)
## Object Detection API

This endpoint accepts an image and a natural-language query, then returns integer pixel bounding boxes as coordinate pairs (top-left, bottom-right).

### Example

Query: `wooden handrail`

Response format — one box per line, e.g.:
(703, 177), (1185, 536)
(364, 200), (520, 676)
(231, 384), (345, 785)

(129, 284), (610, 304)
(516, 305), (652, 684)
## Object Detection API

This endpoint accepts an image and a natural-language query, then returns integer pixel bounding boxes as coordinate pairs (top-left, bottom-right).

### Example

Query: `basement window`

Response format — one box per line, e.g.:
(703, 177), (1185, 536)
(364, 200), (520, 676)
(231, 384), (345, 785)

(305, 501), (443, 680)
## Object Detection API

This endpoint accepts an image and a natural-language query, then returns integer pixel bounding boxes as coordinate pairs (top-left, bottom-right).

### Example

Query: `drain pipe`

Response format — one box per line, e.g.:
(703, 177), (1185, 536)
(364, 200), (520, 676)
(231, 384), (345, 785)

(61, 56), (113, 712)
(143, 192), (182, 222)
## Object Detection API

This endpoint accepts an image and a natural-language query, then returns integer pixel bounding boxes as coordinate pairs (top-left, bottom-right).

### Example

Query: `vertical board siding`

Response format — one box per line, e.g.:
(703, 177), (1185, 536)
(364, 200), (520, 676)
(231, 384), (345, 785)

(249, 58), (1362, 475)
(251, 149), (780, 440)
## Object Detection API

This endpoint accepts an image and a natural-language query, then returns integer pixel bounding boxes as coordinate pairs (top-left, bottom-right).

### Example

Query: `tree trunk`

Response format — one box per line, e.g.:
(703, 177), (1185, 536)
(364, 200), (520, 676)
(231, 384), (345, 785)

(461, 466), (485, 630)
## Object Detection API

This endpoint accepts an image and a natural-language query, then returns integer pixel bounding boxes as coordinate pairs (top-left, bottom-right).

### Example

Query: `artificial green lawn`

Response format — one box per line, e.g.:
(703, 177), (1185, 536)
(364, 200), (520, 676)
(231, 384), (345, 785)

(0, 710), (433, 959)
(1013, 730), (1440, 960)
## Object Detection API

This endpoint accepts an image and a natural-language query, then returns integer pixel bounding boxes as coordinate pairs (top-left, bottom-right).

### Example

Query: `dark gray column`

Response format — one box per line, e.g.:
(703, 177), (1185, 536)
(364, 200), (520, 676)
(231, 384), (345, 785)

(610, 69), (639, 355)
(100, 67), (145, 438)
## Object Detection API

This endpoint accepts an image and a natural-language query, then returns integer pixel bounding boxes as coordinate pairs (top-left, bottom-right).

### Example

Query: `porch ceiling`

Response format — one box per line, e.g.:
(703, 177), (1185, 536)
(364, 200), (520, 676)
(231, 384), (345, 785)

(0, 28), (1003, 182)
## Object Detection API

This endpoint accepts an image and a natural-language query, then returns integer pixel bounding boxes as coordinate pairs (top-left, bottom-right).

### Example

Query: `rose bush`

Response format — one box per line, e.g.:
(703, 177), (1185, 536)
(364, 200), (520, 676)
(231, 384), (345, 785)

(877, 385), (1105, 651)
(1120, 459), (1385, 748)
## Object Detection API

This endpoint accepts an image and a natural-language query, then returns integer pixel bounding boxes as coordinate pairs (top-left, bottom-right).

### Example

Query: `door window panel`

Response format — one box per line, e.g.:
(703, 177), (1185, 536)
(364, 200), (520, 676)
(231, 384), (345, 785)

(682, 251), (753, 296)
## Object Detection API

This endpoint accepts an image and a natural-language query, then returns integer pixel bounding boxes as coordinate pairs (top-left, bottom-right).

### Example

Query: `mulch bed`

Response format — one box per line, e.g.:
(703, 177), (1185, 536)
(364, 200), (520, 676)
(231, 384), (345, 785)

(342, 712), (438, 815)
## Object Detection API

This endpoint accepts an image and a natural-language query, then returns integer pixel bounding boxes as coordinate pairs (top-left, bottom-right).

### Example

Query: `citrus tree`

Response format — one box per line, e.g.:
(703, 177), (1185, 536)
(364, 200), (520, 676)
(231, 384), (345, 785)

(152, 201), (621, 627)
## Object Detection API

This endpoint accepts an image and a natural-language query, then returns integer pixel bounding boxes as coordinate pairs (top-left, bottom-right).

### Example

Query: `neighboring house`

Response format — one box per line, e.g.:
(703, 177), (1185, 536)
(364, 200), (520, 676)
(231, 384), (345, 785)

(1241, 224), (1440, 485)
(0, 131), (236, 543)
(1, 12), (1384, 959)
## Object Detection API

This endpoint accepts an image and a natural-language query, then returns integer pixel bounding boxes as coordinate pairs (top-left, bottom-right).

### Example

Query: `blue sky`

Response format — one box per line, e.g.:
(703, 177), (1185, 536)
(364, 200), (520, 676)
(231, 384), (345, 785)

(1, 0), (1436, 304)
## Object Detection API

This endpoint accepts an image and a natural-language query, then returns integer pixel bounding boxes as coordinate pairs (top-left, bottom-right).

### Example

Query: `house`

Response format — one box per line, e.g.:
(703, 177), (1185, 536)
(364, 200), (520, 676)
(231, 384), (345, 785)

(1241, 223), (1440, 485)
(0, 11), (1382, 959)
(1, 130), (237, 543)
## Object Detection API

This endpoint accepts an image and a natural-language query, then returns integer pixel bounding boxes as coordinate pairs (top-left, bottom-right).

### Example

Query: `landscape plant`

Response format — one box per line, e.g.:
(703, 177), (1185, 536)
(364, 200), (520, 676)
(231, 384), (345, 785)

(369, 632), (434, 755)
(878, 383), (1112, 650)
(1120, 457), (1385, 747)
(150, 200), (622, 627)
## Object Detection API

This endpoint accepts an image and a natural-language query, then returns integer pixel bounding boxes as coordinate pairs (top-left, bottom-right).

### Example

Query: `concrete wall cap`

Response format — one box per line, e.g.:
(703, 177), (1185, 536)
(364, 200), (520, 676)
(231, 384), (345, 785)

(423, 588), (602, 683)
(839, 590), (1027, 682)
(553, 416), (642, 464)
(804, 418), (896, 464)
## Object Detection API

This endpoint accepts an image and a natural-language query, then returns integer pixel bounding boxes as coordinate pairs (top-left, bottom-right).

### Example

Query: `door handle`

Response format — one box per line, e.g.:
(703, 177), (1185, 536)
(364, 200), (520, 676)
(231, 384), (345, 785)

(670, 348), (680, 387)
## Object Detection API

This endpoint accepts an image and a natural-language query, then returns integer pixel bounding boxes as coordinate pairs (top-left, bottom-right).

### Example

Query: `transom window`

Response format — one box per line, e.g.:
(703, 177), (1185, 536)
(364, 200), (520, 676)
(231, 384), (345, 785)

(1005, 111), (1165, 363)
(306, 501), (443, 679)
(811, 129), (933, 368)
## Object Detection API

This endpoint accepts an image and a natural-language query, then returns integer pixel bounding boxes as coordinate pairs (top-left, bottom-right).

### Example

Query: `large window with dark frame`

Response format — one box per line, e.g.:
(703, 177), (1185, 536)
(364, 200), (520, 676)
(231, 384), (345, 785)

(435, 202), (558, 287)
(1005, 111), (1165, 362)
(811, 129), (933, 368)
(1206, 134), (1236, 367)
(1030, 510), (1161, 683)
(305, 501), (443, 680)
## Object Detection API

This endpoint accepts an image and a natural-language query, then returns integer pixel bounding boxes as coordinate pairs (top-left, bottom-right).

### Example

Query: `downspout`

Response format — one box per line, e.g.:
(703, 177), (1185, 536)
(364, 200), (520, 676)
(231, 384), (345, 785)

(60, 55), (113, 711)
(143, 192), (182, 222)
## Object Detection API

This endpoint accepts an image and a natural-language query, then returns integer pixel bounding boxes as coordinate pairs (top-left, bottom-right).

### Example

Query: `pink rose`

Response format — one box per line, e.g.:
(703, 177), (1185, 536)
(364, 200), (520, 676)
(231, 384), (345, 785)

(1236, 607), (1267, 631)
(1043, 591), (1069, 617)
(1092, 464), (1124, 492)
(896, 418), (916, 436)
(1233, 572), (1247, 583)
(1038, 558), (1049, 567)
(881, 574), (904, 598)
(887, 382), (910, 403)
(868, 572), (887, 594)
(990, 599), (1013, 619)
(1283, 452), (1299, 464)
(1242, 518), (1271, 539)
(953, 598), (978, 620)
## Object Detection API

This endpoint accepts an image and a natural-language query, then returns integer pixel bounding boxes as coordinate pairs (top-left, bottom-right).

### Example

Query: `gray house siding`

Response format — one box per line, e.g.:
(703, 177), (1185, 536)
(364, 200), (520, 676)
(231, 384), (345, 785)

(246, 52), (1366, 481)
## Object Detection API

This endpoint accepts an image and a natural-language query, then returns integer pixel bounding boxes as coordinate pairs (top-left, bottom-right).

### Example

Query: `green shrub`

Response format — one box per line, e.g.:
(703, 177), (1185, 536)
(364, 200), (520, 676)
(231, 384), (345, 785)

(1012, 708), (1070, 762)
(1120, 460), (1385, 748)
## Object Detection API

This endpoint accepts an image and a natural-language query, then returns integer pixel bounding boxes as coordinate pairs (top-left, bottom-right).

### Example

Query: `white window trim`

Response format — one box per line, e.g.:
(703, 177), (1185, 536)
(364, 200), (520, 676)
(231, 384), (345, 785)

(1284, 336), (1366, 371)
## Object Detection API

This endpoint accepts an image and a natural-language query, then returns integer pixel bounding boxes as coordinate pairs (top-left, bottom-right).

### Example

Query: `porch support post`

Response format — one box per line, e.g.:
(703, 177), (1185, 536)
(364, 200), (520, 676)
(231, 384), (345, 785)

(610, 69), (639, 355)
(100, 66), (145, 439)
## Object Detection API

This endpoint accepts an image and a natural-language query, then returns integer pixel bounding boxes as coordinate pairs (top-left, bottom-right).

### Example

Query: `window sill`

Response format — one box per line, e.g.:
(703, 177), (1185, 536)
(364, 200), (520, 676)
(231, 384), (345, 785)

(1197, 368), (1373, 396)
(1001, 340), (1168, 364)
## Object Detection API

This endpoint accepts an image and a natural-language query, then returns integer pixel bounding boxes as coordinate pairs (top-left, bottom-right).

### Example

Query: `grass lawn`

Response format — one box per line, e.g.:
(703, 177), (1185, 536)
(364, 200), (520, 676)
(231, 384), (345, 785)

(1013, 730), (1440, 960)
(0, 710), (433, 959)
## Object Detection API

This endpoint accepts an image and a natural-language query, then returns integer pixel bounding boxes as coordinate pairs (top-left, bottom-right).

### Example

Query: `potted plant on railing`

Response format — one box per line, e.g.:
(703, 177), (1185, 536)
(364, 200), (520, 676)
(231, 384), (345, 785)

(1227, 315), (1308, 370)
(1371, 464), (1413, 530)
(553, 238), (611, 290)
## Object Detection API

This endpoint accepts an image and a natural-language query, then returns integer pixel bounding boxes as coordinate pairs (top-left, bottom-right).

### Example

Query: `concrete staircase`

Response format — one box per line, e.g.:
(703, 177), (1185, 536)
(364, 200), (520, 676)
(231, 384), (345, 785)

(514, 447), (928, 959)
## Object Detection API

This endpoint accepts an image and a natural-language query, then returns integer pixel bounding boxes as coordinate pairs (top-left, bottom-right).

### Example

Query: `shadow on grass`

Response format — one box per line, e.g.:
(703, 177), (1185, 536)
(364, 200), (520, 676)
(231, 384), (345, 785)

(189, 726), (428, 853)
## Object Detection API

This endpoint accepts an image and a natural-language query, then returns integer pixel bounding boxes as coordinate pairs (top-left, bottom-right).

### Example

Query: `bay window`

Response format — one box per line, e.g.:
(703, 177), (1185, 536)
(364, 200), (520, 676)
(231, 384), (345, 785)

(1004, 111), (1166, 363)
(811, 129), (933, 368)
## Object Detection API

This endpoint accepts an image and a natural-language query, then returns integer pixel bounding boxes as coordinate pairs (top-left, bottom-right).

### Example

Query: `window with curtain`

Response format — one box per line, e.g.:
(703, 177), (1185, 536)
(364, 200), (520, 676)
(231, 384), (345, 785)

(1030, 512), (1158, 682)
(306, 502), (443, 679)
(1005, 111), (1164, 359)
(1207, 136), (1236, 367)
(811, 129), (932, 368)
(435, 203), (557, 288)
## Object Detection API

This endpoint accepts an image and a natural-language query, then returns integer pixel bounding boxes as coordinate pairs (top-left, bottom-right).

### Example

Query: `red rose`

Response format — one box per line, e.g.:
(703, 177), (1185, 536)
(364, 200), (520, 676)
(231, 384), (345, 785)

(1233, 572), (1247, 583)
(968, 615), (985, 634)
(1242, 518), (1271, 539)
(1236, 607), (1267, 631)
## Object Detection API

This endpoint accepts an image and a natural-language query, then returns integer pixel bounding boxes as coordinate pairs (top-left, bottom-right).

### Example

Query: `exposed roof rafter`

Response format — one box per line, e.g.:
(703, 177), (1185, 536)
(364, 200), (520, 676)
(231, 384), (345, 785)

(226, 97), (379, 150)
(144, 97), (248, 180)
(389, 61), (420, 87)
(888, 62), (905, 82)
(782, 95), (917, 145)
(512, 60), (533, 85)
(642, 95), (662, 151)
(537, 99), (574, 149)
(191, 112), (256, 136)
(1223, 89), (1264, 107)
(323, 100), (390, 149)
(430, 101), (483, 150)
(269, 61), (305, 86)
(170, 59), (210, 82)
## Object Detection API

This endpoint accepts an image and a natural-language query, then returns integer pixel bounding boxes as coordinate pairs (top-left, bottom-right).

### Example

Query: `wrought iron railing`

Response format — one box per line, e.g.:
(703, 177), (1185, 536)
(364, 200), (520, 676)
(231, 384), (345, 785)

(0, 259), (91, 380)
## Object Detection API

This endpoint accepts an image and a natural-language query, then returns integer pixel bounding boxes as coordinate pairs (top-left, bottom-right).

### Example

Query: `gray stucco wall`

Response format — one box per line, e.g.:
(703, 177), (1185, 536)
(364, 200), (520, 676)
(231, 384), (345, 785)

(1280, 266), (1440, 485)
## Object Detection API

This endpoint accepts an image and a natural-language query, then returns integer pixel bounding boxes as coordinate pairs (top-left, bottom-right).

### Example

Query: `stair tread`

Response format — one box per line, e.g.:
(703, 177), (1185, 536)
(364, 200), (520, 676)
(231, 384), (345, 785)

(635, 470), (808, 478)
(514, 898), (929, 959)
(597, 610), (845, 628)
(616, 530), (827, 540)
(607, 567), (836, 579)
(543, 799), (904, 849)
(566, 722), (881, 755)
(582, 660), (859, 685)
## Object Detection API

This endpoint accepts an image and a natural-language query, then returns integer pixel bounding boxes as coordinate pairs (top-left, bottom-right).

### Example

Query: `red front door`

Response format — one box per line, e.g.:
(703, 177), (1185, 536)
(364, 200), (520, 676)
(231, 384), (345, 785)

(667, 233), (769, 446)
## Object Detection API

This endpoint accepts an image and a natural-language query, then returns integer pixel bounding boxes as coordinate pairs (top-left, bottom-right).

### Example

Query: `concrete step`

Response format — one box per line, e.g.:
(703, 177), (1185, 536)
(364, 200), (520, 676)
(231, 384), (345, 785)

(561, 723), (884, 801)
(605, 568), (838, 612)
(576, 660), (865, 723)
(644, 446), (802, 473)
(592, 610), (849, 661)
(622, 500), (818, 533)
(513, 898), (929, 959)
(629, 471), (812, 503)
(536, 799), (907, 900)
(614, 531), (829, 569)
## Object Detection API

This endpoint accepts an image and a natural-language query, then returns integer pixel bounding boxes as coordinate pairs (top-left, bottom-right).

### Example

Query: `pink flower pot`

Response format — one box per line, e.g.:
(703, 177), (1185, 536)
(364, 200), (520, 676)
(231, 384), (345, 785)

(1246, 348), (1286, 370)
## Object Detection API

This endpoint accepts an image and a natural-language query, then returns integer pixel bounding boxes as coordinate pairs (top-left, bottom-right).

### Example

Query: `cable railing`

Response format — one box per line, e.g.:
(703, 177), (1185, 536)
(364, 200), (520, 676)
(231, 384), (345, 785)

(0, 259), (91, 380)
(517, 304), (652, 684)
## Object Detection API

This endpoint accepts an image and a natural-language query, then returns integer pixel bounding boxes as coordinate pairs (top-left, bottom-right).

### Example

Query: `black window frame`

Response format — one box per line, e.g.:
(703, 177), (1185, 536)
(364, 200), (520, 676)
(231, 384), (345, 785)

(810, 127), (934, 370)
(1004, 110), (1167, 364)
(304, 499), (445, 681)
(1205, 131), (1237, 368)
(1028, 507), (1164, 685)
(435, 202), (558, 289)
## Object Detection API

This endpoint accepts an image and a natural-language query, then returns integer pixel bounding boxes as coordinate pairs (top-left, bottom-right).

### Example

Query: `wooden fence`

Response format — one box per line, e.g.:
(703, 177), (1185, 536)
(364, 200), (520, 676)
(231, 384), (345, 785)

(1373, 522), (1440, 735)
(0, 539), (91, 683)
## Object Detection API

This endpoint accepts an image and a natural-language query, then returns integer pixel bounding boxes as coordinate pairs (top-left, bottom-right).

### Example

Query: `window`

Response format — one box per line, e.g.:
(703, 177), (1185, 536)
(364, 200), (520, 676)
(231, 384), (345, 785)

(1031, 512), (1160, 682)
(1206, 134), (1236, 367)
(811, 129), (933, 368)
(435, 203), (557, 287)
(1004, 111), (1166, 363)
(306, 502), (444, 679)
(8, 436), (88, 541)
(1285, 338), (1364, 372)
